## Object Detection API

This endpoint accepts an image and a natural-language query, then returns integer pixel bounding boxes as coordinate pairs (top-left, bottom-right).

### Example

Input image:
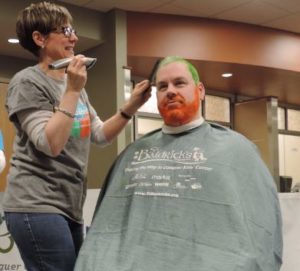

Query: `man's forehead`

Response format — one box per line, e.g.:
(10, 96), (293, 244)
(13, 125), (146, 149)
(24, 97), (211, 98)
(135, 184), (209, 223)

(156, 62), (192, 82)
(157, 75), (187, 84)
(158, 61), (187, 71)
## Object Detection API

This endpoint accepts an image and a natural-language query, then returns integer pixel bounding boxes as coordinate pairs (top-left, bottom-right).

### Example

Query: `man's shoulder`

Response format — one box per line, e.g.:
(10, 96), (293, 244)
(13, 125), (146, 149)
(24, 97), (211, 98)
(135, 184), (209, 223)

(207, 121), (257, 151)
(208, 121), (248, 139)
(134, 128), (162, 143)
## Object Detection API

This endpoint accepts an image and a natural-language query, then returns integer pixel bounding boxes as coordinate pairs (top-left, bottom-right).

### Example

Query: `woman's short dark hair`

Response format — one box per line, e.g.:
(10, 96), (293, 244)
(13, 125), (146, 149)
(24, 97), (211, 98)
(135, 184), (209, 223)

(16, 1), (73, 57)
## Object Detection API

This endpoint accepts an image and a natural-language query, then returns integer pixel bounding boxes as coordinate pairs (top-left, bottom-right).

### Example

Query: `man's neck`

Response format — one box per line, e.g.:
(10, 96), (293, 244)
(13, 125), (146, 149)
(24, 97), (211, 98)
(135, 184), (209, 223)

(162, 116), (204, 134)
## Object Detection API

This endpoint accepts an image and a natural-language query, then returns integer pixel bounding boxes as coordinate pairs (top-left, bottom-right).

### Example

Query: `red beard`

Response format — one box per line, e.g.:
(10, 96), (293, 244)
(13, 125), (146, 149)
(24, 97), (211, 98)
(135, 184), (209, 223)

(158, 88), (200, 126)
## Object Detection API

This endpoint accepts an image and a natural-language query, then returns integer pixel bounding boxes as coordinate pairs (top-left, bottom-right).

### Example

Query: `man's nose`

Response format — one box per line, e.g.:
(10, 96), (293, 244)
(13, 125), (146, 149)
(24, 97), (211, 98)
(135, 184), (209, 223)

(166, 90), (176, 99)
(166, 84), (177, 96)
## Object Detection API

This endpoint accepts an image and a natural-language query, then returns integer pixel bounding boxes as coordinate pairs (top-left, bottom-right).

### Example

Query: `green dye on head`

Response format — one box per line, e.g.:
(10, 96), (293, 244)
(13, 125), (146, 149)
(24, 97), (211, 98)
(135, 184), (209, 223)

(157, 56), (200, 84)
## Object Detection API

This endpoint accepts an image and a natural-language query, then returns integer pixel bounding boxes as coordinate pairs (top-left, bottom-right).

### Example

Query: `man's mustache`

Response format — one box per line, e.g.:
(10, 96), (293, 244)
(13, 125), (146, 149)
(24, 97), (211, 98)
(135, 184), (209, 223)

(163, 96), (184, 105)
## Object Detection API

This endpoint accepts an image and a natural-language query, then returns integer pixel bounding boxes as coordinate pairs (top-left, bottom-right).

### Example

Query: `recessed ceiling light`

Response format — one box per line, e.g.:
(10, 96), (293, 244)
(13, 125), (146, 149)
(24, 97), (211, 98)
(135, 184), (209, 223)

(8, 38), (19, 44)
(222, 73), (233, 78)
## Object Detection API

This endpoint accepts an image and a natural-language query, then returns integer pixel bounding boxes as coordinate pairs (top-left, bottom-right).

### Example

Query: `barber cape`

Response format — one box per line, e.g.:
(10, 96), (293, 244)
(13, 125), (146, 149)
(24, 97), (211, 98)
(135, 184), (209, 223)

(75, 122), (282, 271)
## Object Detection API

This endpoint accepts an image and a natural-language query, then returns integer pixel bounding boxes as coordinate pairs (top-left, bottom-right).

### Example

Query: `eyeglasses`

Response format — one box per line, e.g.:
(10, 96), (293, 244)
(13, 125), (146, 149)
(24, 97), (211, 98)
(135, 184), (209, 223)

(51, 26), (77, 38)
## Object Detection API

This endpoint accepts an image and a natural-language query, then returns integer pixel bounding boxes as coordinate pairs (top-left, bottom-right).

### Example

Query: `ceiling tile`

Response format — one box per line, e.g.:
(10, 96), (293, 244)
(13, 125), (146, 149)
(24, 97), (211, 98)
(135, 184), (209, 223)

(172, 0), (250, 16)
(150, 3), (206, 17)
(81, 0), (119, 11)
(263, 13), (300, 34)
(60, 0), (91, 6)
(214, 0), (290, 25)
(85, 0), (171, 12)
(263, 0), (300, 13)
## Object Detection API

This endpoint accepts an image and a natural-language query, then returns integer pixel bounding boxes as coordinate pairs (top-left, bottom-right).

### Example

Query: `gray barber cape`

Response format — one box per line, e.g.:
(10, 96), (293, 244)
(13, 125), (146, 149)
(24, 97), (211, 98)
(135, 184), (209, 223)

(75, 122), (282, 271)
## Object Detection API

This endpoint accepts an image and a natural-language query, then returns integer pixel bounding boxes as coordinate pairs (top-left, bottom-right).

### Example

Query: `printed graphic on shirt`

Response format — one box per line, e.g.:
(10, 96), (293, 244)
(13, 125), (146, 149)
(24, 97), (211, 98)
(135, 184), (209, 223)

(124, 147), (212, 198)
(0, 131), (3, 150)
(71, 102), (91, 138)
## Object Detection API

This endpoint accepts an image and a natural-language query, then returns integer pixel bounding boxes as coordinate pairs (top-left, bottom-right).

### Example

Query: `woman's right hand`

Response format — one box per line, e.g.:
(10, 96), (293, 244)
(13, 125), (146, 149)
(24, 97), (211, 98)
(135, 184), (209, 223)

(66, 55), (88, 92)
(46, 55), (88, 155)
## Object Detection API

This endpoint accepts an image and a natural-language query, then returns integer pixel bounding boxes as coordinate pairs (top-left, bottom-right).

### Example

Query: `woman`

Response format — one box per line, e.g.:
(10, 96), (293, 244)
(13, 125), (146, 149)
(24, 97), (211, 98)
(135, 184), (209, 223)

(2, 2), (150, 271)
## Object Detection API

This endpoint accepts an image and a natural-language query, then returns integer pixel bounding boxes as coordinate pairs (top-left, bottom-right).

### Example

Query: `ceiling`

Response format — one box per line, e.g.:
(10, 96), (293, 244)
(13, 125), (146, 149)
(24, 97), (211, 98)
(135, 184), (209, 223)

(1, 0), (300, 105)
(59, 0), (300, 33)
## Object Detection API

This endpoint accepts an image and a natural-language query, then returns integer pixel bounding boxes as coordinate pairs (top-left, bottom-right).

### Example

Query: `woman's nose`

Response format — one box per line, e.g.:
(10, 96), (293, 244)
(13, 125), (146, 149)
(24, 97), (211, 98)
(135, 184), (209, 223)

(70, 32), (78, 42)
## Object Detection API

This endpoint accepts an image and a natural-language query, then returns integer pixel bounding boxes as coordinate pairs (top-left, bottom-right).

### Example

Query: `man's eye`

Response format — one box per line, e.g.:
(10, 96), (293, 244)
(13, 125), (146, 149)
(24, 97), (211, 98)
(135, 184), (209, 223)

(158, 85), (167, 91)
(175, 81), (185, 86)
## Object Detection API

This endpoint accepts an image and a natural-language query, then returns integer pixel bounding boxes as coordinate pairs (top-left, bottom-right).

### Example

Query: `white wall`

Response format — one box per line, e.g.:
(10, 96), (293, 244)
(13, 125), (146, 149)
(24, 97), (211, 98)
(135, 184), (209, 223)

(279, 134), (300, 187)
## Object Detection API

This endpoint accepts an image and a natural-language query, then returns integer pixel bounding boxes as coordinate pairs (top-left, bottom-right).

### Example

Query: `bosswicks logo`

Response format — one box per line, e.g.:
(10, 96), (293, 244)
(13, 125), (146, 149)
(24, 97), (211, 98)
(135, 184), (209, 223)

(132, 147), (207, 165)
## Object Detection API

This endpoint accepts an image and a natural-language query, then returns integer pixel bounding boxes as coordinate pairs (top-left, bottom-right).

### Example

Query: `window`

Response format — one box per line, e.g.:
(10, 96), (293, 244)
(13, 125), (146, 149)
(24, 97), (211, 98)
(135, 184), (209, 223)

(136, 86), (161, 138)
(135, 116), (163, 138)
(138, 86), (159, 114)
(287, 109), (300, 132)
(277, 107), (285, 130)
(204, 95), (230, 123)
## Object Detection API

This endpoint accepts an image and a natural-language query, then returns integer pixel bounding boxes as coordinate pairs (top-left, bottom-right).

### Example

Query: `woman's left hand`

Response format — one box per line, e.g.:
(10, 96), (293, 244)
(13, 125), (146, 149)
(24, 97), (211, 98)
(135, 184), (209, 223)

(122, 80), (151, 115)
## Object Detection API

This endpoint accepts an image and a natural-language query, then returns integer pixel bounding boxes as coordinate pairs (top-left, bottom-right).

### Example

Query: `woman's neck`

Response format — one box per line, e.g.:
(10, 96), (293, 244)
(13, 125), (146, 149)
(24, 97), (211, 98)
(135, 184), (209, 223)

(39, 61), (66, 81)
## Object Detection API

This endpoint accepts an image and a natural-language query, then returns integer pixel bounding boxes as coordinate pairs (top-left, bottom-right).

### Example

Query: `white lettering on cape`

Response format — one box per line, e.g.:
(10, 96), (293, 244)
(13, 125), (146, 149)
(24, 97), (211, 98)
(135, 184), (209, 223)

(122, 146), (212, 198)
(132, 147), (207, 165)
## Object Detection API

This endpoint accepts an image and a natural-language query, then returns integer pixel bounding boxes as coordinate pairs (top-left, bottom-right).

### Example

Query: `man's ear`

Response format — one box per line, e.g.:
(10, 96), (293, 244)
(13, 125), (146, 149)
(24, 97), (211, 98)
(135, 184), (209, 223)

(198, 82), (205, 100)
(32, 31), (45, 48)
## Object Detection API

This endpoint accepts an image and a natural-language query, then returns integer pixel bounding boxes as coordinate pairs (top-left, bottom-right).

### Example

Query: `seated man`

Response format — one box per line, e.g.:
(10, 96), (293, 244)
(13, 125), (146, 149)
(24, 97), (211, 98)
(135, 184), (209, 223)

(75, 56), (283, 271)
